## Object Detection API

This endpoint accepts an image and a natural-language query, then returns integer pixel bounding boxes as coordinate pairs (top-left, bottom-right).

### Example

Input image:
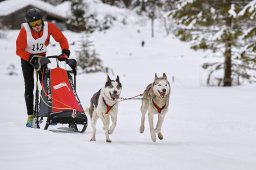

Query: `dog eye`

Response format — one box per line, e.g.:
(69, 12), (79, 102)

(117, 83), (122, 89)
(109, 85), (113, 88)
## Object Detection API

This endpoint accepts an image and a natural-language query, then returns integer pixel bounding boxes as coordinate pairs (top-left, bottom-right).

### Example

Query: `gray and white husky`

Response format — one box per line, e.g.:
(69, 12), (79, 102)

(140, 73), (171, 142)
(86, 75), (122, 143)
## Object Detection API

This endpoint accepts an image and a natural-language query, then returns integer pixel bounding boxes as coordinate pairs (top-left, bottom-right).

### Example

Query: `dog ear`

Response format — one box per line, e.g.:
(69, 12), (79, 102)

(163, 73), (167, 79)
(155, 73), (158, 79)
(116, 75), (120, 83)
(107, 75), (111, 82)
(105, 75), (112, 87)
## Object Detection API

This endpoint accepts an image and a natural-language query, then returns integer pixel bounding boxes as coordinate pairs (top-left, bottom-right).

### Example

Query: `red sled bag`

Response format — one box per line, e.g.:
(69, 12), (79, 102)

(50, 67), (83, 113)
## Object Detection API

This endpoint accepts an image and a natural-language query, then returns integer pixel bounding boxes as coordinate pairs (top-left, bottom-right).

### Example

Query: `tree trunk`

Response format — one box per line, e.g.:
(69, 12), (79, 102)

(223, 41), (232, 86)
(141, 0), (146, 12)
(223, 0), (232, 86)
(151, 17), (154, 38)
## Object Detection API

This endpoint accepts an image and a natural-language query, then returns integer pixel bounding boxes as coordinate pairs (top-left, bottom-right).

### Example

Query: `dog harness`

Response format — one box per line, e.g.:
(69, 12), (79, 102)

(103, 97), (115, 114)
(152, 99), (166, 113)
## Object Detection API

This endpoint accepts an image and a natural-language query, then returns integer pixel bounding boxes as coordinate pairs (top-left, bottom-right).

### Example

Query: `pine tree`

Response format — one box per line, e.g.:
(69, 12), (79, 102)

(67, 0), (87, 32)
(131, 0), (164, 15)
(76, 34), (109, 74)
(122, 0), (133, 8)
(237, 0), (256, 84)
(131, 0), (164, 37)
(131, 0), (147, 14)
(147, 0), (160, 38)
(170, 0), (256, 86)
(102, 0), (116, 5)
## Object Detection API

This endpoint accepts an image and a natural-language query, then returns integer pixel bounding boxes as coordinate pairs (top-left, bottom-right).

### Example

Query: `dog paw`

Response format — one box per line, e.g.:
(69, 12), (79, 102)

(139, 126), (144, 133)
(106, 139), (112, 143)
(90, 138), (96, 142)
(150, 132), (156, 142)
(158, 132), (163, 140)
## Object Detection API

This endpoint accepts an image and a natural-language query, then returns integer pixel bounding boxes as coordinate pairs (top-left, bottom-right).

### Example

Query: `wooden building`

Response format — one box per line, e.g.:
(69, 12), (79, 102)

(0, 0), (68, 30)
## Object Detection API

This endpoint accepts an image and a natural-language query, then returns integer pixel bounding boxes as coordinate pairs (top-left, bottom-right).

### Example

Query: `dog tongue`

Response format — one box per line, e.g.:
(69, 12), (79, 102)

(160, 92), (165, 98)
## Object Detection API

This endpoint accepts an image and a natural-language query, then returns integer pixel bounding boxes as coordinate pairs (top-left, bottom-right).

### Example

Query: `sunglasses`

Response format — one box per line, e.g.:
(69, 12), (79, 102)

(29, 19), (43, 27)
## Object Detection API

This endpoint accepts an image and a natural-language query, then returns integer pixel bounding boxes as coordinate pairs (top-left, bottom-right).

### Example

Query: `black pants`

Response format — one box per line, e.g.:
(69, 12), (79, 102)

(21, 59), (43, 116)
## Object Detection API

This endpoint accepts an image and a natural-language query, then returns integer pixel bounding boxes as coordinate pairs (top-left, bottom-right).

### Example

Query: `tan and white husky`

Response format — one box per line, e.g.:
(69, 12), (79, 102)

(140, 73), (171, 142)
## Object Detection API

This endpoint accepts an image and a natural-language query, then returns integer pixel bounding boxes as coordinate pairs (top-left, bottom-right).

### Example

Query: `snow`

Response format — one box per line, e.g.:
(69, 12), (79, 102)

(238, 0), (256, 16)
(228, 4), (237, 17)
(0, 0), (66, 18)
(1, 2), (256, 170)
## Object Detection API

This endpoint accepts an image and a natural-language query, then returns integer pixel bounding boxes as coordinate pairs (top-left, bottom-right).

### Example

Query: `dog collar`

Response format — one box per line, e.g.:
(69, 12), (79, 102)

(152, 99), (166, 113)
(103, 97), (115, 114)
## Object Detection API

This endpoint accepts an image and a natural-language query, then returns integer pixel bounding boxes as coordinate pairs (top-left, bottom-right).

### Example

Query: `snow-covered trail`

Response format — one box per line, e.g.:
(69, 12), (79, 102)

(0, 24), (256, 170)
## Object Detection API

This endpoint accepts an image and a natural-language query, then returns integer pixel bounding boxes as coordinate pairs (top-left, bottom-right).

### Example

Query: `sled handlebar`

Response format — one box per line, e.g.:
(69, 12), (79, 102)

(44, 55), (77, 75)
(46, 55), (59, 59)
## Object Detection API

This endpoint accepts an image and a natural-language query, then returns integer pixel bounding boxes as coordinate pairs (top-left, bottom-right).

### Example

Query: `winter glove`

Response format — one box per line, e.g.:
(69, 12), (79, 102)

(29, 55), (50, 71)
(58, 49), (70, 61)
(58, 53), (68, 61)
(29, 55), (41, 69)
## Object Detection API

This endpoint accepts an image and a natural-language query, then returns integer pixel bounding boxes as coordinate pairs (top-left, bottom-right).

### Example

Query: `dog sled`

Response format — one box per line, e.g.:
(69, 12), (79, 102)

(33, 55), (87, 133)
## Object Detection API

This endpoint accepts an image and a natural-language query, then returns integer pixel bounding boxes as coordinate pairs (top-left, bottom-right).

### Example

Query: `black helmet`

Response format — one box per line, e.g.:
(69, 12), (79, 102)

(25, 8), (43, 22)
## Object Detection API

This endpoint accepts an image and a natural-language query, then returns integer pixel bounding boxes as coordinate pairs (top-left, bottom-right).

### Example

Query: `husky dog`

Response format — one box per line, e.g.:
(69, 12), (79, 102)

(87, 75), (122, 143)
(140, 73), (171, 142)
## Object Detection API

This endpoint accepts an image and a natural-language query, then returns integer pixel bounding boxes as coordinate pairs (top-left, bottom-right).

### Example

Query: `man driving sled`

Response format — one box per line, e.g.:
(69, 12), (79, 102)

(16, 8), (70, 127)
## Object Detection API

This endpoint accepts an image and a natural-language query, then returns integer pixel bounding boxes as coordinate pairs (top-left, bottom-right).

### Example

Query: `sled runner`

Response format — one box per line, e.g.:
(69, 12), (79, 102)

(33, 56), (87, 133)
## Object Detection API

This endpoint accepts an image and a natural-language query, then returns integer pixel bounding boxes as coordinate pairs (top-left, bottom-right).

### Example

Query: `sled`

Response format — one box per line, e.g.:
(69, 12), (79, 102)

(33, 56), (87, 133)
